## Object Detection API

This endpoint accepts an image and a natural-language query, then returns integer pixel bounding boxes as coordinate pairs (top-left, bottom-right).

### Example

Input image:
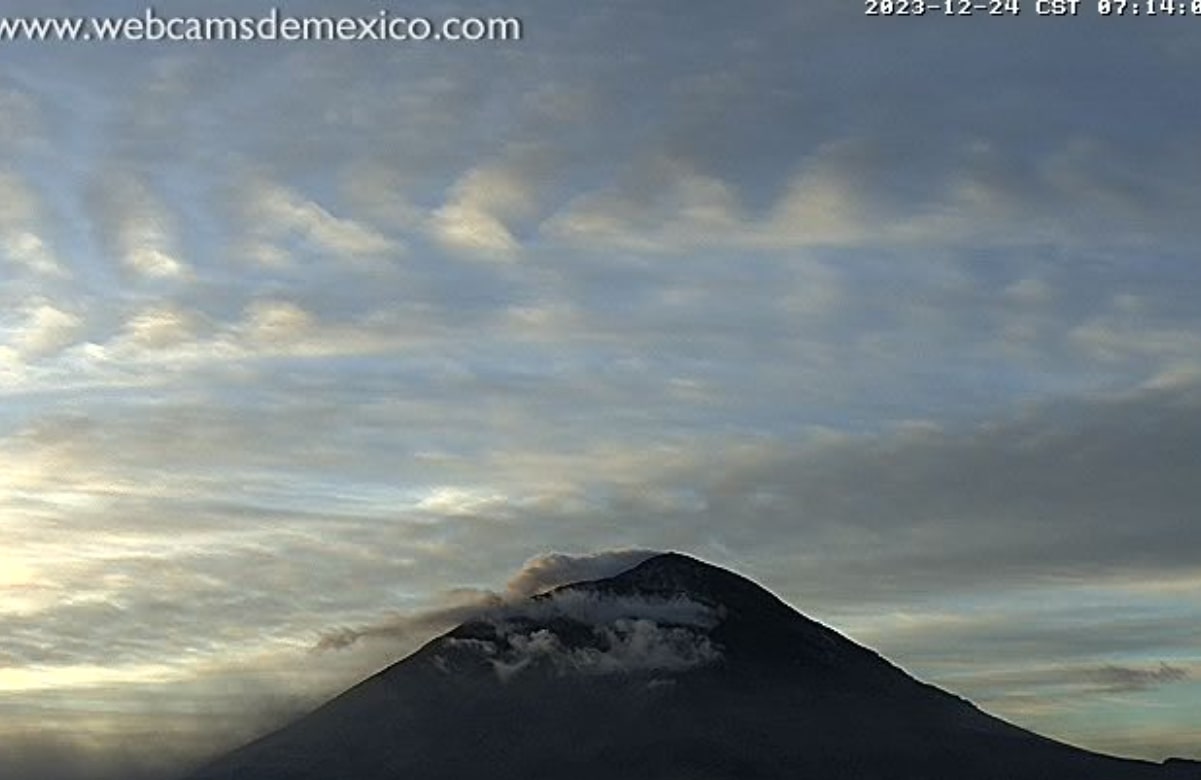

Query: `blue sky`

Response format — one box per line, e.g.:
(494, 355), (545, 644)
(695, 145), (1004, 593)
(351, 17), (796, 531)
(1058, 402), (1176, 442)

(1, 1), (1199, 775)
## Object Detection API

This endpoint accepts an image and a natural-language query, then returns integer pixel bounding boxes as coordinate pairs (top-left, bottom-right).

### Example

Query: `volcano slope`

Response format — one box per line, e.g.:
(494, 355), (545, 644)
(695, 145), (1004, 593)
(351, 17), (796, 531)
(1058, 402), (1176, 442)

(184, 552), (1198, 779)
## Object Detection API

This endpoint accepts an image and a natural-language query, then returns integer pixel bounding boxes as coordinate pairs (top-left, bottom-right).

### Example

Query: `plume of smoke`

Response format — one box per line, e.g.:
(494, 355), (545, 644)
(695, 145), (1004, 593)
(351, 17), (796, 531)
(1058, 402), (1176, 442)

(313, 549), (661, 653)
(504, 549), (660, 597)
(313, 590), (506, 652)
(314, 549), (721, 682)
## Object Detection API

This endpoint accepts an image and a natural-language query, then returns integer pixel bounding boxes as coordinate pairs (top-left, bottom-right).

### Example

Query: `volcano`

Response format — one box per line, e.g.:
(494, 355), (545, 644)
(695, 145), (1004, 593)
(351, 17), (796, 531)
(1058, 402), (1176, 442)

(184, 552), (1198, 779)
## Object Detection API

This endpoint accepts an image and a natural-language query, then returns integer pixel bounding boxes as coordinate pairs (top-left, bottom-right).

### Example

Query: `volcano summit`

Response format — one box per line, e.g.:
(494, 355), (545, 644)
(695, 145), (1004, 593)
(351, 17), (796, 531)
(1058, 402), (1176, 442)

(184, 553), (1198, 779)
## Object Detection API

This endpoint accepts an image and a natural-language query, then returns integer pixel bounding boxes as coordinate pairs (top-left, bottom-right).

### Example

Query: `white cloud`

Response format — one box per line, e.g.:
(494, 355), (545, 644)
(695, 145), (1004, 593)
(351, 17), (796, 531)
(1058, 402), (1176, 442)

(540, 148), (874, 252)
(541, 159), (744, 252)
(237, 240), (292, 268)
(473, 618), (721, 681)
(431, 165), (533, 257)
(0, 171), (64, 277)
(8, 301), (83, 358)
(239, 299), (315, 347)
(244, 178), (395, 261)
(414, 486), (511, 518)
(439, 589), (723, 681)
(120, 305), (198, 350)
(312, 551), (672, 656)
(540, 131), (1201, 255)
(759, 143), (874, 248)
(432, 202), (520, 255)
(91, 174), (189, 280)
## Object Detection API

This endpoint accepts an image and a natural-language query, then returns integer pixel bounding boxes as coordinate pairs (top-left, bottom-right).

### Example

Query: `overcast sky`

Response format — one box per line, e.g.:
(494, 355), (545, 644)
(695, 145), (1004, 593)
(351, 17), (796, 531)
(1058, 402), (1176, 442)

(2, 0), (1199, 776)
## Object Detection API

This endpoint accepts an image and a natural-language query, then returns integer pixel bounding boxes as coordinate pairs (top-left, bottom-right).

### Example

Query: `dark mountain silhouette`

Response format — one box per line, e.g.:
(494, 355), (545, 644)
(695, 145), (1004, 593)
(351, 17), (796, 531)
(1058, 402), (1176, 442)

(184, 553), (1199, 779)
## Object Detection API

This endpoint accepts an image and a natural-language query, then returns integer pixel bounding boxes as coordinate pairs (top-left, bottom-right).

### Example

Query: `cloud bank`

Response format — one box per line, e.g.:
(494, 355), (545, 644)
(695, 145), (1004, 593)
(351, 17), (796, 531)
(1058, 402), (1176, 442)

(438, 586), (723, 682)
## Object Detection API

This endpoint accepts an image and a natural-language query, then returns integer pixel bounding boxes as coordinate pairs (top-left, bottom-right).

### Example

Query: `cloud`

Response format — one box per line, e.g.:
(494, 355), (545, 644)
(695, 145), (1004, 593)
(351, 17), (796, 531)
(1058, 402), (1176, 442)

(669, 382), (1201, 605)
(242, 178), (396, 263)
(1084, 663), (1189, 693)
(239, 299), (316, 346)
(314, 549), (722, 687)
(505, 550), (660, 597)
(449, 616), (722, 682)
(312, 550), (660, 653)
(8, 300), (83, 358)
(431, 165), (533, 257)
(919, 660), (1197, 720)
(313, 589), (506, 653)
(540, 130), (1201, 255)
(3, 0), (1200, 765)
(119, 304), (200, 350)
(0, 171), (64, 277)
(88, 173), (189, 281)
(541, 158), (745, 252)
(1069, 302), (1201, 368)
(437, 588), (723, 681)
(64, 297), (423, 382)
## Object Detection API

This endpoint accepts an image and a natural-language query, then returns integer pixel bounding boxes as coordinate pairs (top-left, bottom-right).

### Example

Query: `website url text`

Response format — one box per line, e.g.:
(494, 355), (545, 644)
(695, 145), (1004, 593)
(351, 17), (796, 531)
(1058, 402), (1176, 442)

(0, 7), (523, 44)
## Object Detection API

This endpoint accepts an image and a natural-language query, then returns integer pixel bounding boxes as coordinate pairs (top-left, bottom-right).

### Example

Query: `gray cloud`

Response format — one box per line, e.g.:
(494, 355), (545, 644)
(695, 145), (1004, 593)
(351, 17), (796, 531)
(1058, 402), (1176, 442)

(925, 661), (1196, 718)
(682, 382), (1201, 604)
(1085, 663), (1190, 693)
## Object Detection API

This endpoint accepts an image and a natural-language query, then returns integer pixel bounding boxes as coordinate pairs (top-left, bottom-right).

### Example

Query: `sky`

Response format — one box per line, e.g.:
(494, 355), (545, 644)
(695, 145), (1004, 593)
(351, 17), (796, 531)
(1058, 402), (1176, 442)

(1, 0), (1199, 776)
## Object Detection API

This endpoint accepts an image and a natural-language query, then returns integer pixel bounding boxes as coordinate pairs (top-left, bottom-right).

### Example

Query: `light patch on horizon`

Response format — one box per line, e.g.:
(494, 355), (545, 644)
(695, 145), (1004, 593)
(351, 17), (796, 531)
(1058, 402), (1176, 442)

(0, 663), (193, 695)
